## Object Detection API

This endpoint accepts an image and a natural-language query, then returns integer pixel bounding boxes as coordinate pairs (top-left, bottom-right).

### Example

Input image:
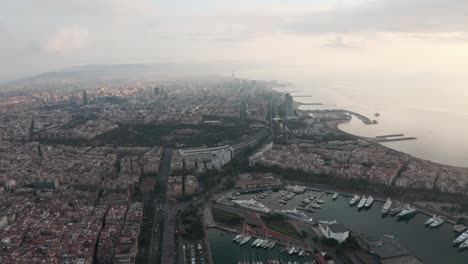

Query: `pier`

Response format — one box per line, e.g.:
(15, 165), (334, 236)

(305, 192), (326, 209)
(298, 103), (323, 106)
(344, 110), (376, 125)
(373, 137), (418, 143)
(376, 134), (405, 138)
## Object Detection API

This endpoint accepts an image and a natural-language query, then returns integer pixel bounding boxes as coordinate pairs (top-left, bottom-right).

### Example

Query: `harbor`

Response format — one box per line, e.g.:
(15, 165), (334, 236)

(209, 187), (468, 264)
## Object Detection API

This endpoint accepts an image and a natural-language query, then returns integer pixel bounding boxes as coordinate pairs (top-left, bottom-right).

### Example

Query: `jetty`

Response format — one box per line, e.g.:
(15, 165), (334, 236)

(305, 192), (326, 209)
(374, 137), (418, 143)
(376, 134), (405, 138)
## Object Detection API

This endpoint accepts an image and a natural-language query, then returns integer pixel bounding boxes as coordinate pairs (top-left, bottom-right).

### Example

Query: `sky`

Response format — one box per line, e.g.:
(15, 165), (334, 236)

(2, 0), (468, 82)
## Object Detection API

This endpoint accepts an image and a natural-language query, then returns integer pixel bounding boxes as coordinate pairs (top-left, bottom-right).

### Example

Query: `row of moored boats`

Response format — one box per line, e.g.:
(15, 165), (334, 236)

(349, 195), (375, 210)
(233, 234), (276, 249)
(351, 194), (468, 249)
(349, 195), (419, 218)
(453, 230), (468, 249)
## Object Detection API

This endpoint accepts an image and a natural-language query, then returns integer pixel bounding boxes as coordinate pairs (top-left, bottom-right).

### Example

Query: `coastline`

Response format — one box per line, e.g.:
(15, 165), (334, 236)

(327, 118), (468, 171)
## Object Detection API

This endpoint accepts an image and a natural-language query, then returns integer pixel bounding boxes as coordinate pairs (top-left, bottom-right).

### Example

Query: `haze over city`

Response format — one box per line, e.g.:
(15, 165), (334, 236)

(3, 0), (468, 82)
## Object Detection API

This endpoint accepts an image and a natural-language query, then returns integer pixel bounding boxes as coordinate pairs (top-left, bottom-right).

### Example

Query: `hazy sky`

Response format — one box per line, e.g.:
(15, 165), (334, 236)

(2, 0), (468, 81)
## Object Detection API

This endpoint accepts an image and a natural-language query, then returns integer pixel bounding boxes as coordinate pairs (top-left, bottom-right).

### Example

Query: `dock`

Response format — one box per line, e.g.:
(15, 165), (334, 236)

(305, 192), (326, 209)
(374, 137), (418, 143)
(299, 103), (323, 106)
(344, 111), (376, 125)
(376, 134), (405, 138)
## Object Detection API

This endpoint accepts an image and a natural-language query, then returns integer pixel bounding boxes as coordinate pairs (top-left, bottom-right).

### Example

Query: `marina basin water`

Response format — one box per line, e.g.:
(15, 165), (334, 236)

(212, 190), (468, 264)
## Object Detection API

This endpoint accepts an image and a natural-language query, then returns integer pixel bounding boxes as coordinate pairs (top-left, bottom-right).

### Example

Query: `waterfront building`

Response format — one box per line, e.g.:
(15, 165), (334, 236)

(318, 223), (349, 244)
(235, 172), (283, 190)
(178, 145), (233, 172)
(359, 234), (423, 264)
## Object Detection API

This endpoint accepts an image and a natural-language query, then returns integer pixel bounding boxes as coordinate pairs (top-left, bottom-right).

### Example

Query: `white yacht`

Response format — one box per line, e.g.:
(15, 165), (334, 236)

(277, 208), (314, 223)
(252, 238), (260, 246)
(233, 234), (242, 242)
(349, 195), (360, 206)
(268, 241), (276, 249)
(424, 215), (437, 226)
(365, 196), (374, 208)
(357, 196), (367, 209)
(310, 203), (321, 209)
(429, 216), (445, 228)
(258, 240), (268, 248)
(233, 199), (271, 214)
(316, 199), (325, 204)
(319, 220), (337, 225)
(240, 236), (252, 245)
(332, 192), (339, 200)
(397, 204), (417, 218)
(381, 198), (392, 214)
(453, 230), (468, 244)
(459, 239), (468, 249)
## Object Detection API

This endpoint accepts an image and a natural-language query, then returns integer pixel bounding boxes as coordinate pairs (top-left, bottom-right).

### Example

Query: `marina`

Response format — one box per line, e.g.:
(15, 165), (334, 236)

(211, 187), (468, 264)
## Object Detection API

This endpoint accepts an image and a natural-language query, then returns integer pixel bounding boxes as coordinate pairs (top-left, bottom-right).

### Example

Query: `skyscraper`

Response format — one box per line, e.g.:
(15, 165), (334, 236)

(82, 90), (89, 105)
(285, 93), (293, 118)
(240, 100), (248, 119)
(153, 87), (160, 96)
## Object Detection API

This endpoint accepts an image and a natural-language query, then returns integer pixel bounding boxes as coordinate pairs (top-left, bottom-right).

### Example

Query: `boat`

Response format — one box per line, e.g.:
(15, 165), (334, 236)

(389, 203), (403, 216)
(298, 249), (305, 256)
(397, 204), (418, 218)
(309, 203), (321, 209)
(300, 199), (311, 207)
(349, 195), (360, 206)
(288, 247), (296, 255)
(316, 199), (325, 204)
(266, 241), (275, 249)
(357, 196), (367, 209)
(233, 199), (271, 214)
(254, 239), (264, 247)
(277, 208), (313, 223)
(424, 215), (437, 226)
(318, 220), (337, 225)
(260, 239), (269, 248)
(459, 239), (468, 249)
(332, 193), (339, 200)
(381, 198), (392, 215)
(252, 238), (260, 246)
(453, 230), (468, 244)
(364, 196), (374, 208)
(233, 234), (242, 242)
(429, 216), (445, 228)
(240, 236), (252, 245)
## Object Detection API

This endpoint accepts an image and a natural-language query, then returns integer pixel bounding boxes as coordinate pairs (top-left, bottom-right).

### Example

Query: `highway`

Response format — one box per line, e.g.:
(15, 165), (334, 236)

(148, 148), (172, 264)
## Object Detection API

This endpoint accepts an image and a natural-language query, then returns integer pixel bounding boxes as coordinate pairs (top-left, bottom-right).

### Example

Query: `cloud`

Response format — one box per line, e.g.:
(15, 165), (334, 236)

(322, 36), (359, 49)
(285, 0), (468, 34)
(2, 0), (468, 81)
(43, 25), (90, 54)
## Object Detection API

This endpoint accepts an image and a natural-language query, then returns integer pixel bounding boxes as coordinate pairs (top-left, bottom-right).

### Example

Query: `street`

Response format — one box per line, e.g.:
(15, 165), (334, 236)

(148, 148), (172, 264)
